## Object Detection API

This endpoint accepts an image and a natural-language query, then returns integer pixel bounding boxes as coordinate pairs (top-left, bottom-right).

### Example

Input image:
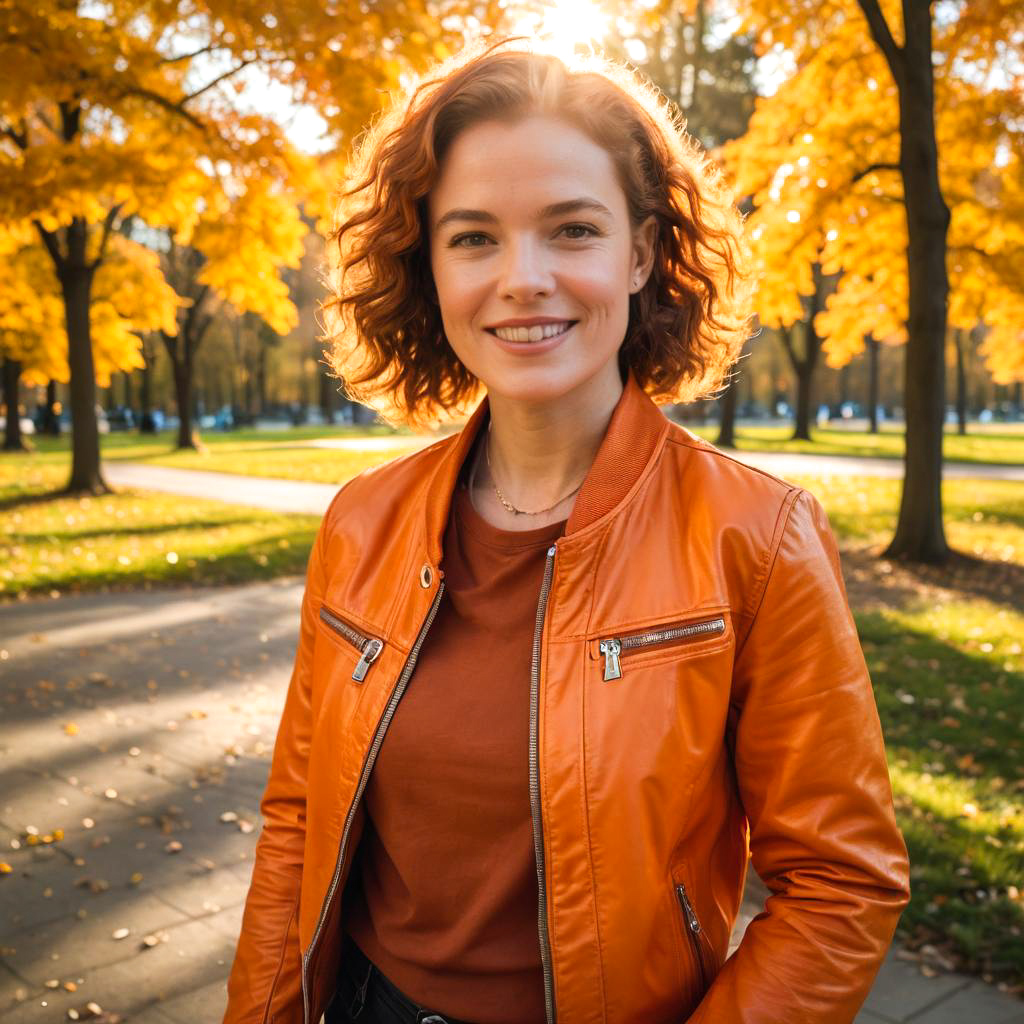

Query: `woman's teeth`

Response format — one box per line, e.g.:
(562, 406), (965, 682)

(492, 321), (573, 342)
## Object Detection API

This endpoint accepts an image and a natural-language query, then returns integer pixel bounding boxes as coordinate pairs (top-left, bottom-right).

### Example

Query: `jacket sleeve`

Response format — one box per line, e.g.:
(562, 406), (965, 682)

(223, 498), (335, 1024)
(688, 488), (911, 1024)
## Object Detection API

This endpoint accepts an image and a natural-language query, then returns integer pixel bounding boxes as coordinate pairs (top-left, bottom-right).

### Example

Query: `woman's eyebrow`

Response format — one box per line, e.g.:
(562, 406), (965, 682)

(433, 197), (614, 232)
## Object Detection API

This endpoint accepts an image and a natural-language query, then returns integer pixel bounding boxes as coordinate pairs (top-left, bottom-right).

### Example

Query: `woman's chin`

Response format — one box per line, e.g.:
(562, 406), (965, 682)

(479, 360), (622, 411)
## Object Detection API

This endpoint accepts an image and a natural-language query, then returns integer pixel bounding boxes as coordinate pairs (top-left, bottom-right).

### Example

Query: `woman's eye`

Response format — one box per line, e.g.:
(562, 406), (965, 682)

(450, 232), (491, 248)
(561, 223), (597, 239)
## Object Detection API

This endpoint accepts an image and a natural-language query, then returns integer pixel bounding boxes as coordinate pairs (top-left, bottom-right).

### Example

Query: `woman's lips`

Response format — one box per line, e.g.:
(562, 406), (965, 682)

(485, 321), (577, 355)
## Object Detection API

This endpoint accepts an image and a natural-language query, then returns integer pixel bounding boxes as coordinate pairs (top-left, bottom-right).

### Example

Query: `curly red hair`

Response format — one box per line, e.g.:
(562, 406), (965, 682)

(321, 37), (753, 428)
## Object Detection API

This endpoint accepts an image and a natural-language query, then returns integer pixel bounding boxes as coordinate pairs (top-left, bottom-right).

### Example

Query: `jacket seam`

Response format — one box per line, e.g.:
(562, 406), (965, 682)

(261, 891), (301, 1024)
(584, 601), (731, 639)
(663, 432), (803, 492)
(734, 487), (803, 659)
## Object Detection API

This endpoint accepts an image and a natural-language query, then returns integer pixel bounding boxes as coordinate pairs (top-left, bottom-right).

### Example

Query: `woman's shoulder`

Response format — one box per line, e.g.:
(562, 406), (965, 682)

(660, 419), (807, 523)
(319, 430), (460, 538)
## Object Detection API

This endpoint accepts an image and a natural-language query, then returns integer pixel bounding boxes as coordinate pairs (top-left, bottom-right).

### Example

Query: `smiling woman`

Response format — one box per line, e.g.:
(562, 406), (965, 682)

(224, 35), (910, 1024)
(321, 39), (752, 433)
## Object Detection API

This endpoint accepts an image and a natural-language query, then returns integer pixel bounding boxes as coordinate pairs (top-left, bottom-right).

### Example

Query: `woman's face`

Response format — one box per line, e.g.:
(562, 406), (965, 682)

(427, 114), (656, 408)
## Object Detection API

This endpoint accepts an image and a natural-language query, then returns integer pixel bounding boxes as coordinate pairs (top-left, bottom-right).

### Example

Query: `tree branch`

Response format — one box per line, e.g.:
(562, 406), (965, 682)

(184, 60), (255, 103)
(159, 328), (181, 367)
(777, 324), (798, 370)
(855, 0), (904, 81)
(193, 311), (215, 350)
(33, 220), (64, 269)
(182, 283), (211, 337)
(0, 121), (28, 149)
(90, 202), (125, 269)
(117, 85), (209, 133)
(161, 44), (217, 64)
(851, 162), (901, 183)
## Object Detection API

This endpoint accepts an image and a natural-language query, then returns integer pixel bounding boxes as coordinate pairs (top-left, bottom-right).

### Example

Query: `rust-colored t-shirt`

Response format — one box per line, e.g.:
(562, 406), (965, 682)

(343, 476), (566, 1024)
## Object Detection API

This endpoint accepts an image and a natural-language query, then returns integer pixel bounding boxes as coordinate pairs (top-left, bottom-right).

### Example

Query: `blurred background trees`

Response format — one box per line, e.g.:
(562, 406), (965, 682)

(2, 0), (1022, 565)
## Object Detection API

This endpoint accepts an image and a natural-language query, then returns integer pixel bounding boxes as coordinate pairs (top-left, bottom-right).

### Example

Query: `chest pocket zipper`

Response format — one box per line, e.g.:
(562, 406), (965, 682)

(675, 881), (711, 992)
(598, 615), (726, 681)
(318, 605), (384, 682)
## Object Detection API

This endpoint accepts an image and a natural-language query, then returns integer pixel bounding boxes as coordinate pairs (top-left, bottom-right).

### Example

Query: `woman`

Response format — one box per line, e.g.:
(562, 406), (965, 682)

(223, 39), (910, 1024)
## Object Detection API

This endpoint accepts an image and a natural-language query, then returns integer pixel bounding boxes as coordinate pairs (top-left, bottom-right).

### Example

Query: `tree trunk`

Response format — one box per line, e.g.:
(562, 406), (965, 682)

(319, 367), (336, 425)
(777, 265), (825, 442)
(2, 357), (28, 452)
(173, 352), (198, 450)
(867, 334), (879, 434)
(715, 372), (739, 448)
(139, 351), (156, 433)
(257, 341), (268, 417)
(954, 327), (967, 436)
(42, 379), (61, 436)
(869, 3), (951, 563)
(57, 220), (109, 494)
(792, 356), (815, 441)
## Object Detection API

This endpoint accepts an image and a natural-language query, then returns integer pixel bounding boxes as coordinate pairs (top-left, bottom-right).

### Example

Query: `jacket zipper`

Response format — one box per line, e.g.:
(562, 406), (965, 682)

(301, 580), (446, 1024)
(675, 882), (710, 992)
(319, 605), (385, 682)
(531, 544), (558, 1024)
(599, 615), (725, 681)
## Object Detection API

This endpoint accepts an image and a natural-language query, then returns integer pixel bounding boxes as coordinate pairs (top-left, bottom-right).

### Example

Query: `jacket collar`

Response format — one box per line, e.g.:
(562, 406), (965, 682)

(422, 367), (672, 566)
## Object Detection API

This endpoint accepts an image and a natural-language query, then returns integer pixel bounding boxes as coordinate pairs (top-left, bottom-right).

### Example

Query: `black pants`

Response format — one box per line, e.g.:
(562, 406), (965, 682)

(325, 934), (476, 1024)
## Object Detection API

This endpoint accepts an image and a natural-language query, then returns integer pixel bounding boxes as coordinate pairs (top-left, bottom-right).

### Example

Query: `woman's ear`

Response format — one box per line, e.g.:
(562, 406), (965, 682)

(629, 215), (658, 293)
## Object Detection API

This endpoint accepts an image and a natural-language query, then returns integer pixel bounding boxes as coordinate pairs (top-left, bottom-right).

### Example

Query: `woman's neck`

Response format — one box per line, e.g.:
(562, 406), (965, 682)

(467, 371), (624, 531)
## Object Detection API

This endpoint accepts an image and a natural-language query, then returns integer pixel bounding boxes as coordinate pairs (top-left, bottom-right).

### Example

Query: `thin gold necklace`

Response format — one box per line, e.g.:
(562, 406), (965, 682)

(473, 420), (585, 517)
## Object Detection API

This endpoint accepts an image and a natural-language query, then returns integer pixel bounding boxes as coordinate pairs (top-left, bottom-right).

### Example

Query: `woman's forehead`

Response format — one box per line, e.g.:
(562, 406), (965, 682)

(427, 116), (625, 223)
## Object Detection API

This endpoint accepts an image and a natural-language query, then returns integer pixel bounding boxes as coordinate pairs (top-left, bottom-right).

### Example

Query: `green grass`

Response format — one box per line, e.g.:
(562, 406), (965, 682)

(860, 603), (1024, 980)
(13, 426), (434, 484)
(786, 475), (1023, 566)
(124, 441), (418, 484)
(684, 422), (1024, 465)
(0, 461), (320, 600)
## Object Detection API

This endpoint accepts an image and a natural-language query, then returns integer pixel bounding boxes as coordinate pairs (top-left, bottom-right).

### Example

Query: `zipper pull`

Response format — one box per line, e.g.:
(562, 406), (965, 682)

(352, 638), (384, 682)
(677, 883), (701, 934)
(599, 638), (622, 681)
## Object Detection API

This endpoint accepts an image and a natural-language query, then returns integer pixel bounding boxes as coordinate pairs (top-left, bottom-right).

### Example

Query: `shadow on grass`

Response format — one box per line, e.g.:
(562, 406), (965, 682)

(14, 515), (282, 543)
(858, 610), (1024, 981)
(890, 549), (1024, 609)
(4, 526), (318, 602)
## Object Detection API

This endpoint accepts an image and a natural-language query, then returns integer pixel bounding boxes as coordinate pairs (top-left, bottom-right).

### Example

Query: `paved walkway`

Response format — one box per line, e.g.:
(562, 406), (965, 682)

(103, 444), (1023, 518)
(1, 584), (1021, 1023)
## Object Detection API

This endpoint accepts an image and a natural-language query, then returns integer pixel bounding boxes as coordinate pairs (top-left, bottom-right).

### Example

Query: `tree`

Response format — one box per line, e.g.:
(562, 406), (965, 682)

(1, 0), (449, 491)
(158, 175), (305, 448)
(0, 223), (180, 435)
(776, 262), (832, 441)
(720, 0), (1024, 563)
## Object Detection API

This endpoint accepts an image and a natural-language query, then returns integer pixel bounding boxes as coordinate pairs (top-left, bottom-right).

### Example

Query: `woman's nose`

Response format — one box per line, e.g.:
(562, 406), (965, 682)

(498, 237), (555, 301)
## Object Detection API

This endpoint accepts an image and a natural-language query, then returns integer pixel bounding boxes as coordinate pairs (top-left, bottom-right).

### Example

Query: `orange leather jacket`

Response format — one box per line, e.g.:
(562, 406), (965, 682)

(224, 370), (911, 1024)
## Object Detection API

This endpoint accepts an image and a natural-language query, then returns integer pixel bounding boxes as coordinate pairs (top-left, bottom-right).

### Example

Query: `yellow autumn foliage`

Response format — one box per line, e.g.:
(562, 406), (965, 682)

(721, 0), (1024, 382)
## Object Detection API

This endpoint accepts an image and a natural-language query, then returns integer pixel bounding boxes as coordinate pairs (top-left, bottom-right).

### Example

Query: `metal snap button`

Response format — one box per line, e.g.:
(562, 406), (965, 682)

(419, 564), (433, 588)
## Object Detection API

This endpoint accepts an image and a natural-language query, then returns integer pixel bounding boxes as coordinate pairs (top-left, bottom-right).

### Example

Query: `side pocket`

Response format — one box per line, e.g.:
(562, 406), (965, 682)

(673, 877), (713, 996)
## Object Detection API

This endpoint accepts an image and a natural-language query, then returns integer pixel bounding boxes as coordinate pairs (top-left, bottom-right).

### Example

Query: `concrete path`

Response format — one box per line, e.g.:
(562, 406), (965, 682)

(103, 444), (1023, 520)
(1, 584), (1021, 1023)
(104, 463), (337, 516)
